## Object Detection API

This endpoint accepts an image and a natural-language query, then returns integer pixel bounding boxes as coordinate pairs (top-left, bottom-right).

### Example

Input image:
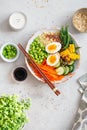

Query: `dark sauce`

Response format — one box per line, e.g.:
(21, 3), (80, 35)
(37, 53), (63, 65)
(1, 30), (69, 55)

(13, 67), (27, 81)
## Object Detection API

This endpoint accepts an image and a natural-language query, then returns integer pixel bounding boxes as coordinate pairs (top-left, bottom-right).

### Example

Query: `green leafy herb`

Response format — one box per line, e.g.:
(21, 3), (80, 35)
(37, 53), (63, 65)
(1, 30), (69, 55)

(75, 46), (81, 50)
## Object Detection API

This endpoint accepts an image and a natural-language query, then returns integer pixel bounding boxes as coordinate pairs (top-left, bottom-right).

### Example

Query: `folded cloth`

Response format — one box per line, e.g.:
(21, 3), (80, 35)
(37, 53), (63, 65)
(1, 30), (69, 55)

(78, 73), (87, 93)
(72, 91), (87, 130)
(72, 73), (87, 130)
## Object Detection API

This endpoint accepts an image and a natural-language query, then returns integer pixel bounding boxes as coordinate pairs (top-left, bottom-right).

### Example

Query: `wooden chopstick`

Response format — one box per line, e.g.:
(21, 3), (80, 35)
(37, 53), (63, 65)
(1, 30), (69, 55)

(18, 43), (60, 96)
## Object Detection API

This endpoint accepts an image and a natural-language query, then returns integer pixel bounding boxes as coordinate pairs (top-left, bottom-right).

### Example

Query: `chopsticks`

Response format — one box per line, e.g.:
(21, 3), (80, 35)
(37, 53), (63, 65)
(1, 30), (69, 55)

(18, 43), (60, 96)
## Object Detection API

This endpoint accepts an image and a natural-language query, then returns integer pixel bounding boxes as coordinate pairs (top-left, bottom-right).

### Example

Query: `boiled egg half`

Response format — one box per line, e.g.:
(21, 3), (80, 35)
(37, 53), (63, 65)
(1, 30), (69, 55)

(47, 53), (60, 66)
(46, 42), (61, 54)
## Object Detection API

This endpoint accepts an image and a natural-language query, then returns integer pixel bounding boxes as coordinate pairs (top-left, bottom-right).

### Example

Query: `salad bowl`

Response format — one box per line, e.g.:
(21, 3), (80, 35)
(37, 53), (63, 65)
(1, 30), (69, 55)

(25, 27), (80, 83)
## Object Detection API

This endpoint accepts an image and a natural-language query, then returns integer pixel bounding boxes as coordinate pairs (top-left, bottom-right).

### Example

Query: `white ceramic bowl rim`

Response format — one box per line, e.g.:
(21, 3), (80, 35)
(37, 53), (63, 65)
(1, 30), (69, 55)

(25, 28), (80, 83)
(0, 42), (20, 62)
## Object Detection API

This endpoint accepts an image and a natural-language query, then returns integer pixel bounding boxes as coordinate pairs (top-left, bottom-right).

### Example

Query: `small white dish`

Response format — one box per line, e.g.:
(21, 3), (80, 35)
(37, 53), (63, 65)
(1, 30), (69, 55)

(9, 12), (27, 31)
(0, 42), (20, 62)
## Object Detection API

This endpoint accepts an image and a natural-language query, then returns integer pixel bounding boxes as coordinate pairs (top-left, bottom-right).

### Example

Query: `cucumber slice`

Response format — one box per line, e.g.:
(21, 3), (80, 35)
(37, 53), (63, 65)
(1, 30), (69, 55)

(54, 61), (60, 68)
(56, 66), (65, 75)
(69, 65), (74, 72)
(64, 66), (69, 75)
(68, 60), (74, 65)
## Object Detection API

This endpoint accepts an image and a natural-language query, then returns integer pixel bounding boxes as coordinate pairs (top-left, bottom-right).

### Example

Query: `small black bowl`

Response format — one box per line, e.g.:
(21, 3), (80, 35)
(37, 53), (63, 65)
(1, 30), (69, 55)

(12, 67), (27, 82)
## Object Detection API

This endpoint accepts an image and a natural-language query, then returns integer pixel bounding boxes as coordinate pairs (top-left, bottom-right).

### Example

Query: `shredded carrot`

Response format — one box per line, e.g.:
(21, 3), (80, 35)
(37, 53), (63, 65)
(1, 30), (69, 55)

(29, 62), (64, 82)
(41, 59), (46, 65)
(39, 65), (57, 75)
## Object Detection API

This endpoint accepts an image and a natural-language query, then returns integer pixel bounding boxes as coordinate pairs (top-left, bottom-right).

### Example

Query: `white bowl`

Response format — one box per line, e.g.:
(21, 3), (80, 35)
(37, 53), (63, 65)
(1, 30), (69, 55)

(0, 42), (20, 62)
(9, 12), (27, 31)
(25, 28), (80, 83)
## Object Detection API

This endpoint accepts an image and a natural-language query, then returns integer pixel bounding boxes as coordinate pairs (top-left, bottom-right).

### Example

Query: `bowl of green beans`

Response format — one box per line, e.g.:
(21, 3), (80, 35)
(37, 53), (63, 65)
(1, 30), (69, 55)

(0, 42), (19, 62)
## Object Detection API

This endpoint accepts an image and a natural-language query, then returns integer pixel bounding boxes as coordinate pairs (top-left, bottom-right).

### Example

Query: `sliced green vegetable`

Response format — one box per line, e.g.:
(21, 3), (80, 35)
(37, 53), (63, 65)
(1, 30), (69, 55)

(64, 66), (69, 75)
(69, 65), (74, 72)
(67, 60), (74, 65)
(56, 66), (65, 75)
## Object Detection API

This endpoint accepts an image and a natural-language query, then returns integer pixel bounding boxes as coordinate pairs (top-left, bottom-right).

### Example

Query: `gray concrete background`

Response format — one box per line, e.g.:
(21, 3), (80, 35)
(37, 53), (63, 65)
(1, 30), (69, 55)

(0, 0), (87, 130)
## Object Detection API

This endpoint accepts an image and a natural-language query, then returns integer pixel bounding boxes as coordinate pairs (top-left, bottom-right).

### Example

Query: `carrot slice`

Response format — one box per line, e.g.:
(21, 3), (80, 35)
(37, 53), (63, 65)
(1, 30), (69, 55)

(29, 62), (64, 82)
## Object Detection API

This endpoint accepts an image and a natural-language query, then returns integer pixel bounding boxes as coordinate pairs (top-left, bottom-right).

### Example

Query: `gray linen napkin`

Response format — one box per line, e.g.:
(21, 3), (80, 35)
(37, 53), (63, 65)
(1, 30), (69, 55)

(72, 91), (87, 130)
(72, 74), (87, 130)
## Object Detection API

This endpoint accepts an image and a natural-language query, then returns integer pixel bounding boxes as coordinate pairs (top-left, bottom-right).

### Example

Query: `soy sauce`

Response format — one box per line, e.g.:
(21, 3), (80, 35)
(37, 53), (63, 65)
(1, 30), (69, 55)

(13, 67), (27, 81)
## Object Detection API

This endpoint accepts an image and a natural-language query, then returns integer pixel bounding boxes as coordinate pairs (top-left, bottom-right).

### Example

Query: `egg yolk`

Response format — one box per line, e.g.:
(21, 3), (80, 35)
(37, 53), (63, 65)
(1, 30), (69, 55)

(49, 55), (57, 63)
(48, 44), (57, 51)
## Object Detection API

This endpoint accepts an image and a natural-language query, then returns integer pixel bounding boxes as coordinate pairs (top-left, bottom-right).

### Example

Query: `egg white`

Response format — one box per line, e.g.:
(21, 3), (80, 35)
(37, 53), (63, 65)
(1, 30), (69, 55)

(46, 53), (60, 66)
(46, 42), (61, 54)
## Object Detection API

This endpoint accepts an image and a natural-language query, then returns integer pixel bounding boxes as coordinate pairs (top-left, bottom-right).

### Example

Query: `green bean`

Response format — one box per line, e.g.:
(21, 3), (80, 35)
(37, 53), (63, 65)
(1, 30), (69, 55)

(60, 25), (70, 49)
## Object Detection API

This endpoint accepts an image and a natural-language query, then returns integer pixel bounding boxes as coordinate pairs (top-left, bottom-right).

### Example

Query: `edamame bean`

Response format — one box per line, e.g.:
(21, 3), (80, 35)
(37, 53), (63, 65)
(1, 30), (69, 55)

(2, 45), (17, 59)
(29, 37), (48, 64)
